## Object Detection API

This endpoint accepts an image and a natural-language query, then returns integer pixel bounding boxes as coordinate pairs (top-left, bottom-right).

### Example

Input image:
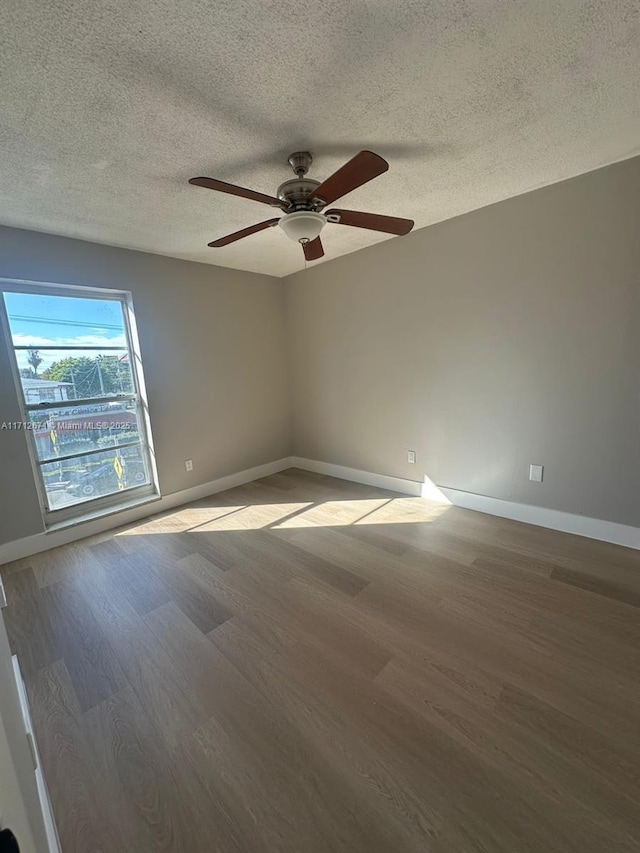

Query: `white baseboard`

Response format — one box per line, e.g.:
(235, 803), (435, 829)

(0, 457), (294, 565)
(3, 454), (640, 564)
(292, 457), (422, 496)
(433, 483), (640, 550)
(293, 457), (640, 551)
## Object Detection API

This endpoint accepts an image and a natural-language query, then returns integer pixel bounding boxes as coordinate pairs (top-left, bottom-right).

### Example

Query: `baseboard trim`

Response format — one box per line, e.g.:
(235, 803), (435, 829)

(293, 457), (640, 550)
(292, 457), (422, 496)
(0, 457), (294, 565)
(3, 454), (639, 563)
(434, 482), (640, 551)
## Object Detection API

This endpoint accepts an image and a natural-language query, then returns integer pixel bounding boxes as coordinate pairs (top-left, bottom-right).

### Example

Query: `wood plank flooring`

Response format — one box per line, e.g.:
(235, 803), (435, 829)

(3, 467), (640, 852)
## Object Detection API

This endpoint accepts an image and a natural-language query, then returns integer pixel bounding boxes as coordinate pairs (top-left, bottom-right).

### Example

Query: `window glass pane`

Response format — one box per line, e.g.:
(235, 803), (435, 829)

(2, 286), (155, 517)
(13, 348), (134, 402)
(28, 401), (141, 462)
(3, 292), (127, 347)
(40, 444), (150, 511)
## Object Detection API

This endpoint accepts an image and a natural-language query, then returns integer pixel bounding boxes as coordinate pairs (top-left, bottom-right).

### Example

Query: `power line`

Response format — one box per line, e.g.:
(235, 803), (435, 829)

(8, 314), (124, 331)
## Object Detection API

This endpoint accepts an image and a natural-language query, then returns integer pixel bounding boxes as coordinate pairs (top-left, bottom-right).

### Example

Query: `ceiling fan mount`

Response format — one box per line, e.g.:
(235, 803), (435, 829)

(275, 151), (324, 212)
(189, 149), (414, 263)
(287, 150), (313, 178)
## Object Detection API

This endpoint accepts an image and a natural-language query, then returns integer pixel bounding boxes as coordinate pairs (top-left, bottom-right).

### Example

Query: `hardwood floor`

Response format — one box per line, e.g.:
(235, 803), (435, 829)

(3, 467), (640, 852)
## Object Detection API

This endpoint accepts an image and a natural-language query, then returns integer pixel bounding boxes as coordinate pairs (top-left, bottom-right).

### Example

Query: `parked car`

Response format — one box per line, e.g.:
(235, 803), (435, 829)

(66, 459), (147, 496)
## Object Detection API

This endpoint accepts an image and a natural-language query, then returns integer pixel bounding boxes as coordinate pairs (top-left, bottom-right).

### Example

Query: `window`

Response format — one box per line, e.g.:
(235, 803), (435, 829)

(1, 281), (157, 522)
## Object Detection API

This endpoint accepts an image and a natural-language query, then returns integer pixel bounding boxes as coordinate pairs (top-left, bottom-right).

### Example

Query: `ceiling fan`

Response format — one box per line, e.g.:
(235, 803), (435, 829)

(189, 150), (414, 261)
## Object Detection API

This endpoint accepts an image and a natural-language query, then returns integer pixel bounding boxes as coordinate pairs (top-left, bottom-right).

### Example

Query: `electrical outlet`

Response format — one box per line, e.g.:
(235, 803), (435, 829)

(407, 450), (416, 464)
(185, 459), (193, 472)
(529, 464), (543, 482)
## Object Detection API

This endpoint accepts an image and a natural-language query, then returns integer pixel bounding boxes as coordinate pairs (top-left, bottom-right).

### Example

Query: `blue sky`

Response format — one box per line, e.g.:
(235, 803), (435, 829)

(3, 292), (127, 370)
(4, 292), (125, 342)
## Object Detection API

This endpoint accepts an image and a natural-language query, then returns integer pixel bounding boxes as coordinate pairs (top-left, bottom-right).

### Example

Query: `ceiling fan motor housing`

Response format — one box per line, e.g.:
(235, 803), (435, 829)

(277, 178), (324, 210)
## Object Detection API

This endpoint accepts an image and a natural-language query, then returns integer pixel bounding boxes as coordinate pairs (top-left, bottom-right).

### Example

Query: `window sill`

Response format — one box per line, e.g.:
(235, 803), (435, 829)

(45, 490), (161, 533)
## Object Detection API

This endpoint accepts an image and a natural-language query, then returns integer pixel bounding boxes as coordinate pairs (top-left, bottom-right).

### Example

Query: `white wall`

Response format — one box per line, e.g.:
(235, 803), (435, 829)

(285, 156), (640, 527)
(0, 227), (291, 546)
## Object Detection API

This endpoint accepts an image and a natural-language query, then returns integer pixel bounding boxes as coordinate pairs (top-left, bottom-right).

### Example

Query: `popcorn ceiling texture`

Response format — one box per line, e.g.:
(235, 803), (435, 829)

(1, 0), (639, 277)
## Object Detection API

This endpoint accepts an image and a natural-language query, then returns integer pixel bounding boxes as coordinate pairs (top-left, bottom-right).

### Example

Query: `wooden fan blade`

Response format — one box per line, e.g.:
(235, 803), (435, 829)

(208, 218), (280, 247)
(308, 151), (389, 206)
(190, 177), (287, 209)
(325, 208), (414, 235)
(303, 236), (324, 261)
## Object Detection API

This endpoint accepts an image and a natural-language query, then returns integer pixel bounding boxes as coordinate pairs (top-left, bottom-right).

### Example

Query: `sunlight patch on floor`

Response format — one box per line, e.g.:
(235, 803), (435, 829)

(191, 502), (315, 531)
(274, 498), (392, 529)
(113, 495), (452, 536)
(114, 505), (248, 536)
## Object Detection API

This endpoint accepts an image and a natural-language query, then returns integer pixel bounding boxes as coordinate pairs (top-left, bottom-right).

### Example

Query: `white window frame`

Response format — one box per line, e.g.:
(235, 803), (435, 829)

(0, 278), (159, 527)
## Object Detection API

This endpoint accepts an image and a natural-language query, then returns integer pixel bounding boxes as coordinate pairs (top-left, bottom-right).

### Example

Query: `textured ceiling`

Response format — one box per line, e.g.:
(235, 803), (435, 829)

(1, 0), (639, 277)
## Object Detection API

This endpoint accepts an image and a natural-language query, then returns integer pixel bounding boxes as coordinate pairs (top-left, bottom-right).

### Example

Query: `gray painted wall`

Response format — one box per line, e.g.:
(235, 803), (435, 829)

(285, 156), (640, 527)
(0, 227), (290, 546)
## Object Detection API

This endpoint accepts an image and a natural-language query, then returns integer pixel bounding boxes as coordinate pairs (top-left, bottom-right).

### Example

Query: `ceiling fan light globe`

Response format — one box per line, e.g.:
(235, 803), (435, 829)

(279, 211), (326, 244)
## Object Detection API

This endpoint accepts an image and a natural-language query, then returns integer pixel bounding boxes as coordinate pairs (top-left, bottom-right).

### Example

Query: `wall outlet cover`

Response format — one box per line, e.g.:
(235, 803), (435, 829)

(529, 464), (543, 482)
(407, 450), (416, 464)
